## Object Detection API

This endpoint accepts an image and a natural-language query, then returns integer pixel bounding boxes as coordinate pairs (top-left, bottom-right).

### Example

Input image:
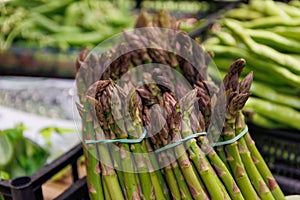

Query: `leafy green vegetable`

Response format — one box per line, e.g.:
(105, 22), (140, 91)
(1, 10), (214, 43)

(0, 170), (9, 180)
(0, 132), (13, 167)
(0, 124), (49, 179)
(40, 126), (75, 146)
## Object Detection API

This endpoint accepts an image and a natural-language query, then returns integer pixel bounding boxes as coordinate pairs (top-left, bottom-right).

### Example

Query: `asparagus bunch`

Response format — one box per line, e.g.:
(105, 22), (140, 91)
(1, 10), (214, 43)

(75, 10), (285, 200)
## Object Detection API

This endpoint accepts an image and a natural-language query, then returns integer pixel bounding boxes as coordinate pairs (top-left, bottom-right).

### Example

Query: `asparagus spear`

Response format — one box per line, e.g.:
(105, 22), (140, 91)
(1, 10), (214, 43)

(99, 82), (141, 200)
(193, 70), (245, 200)
(85, 100), (125, 200)
(235, 74), (275, 200)
(152, 108), (193, 200)
(143, 106), (181, 200)
(123, 75), (169, 200)
(110, 86), (154, 200)
(178, 91), (227, 200)
(221, 59), (260, 200)
(239, 113), (285, 200)
(126, 89), (167, 200)
(164, 93), (209, 200)
(145, 139), (171, 200)
(102, 175), (112, 200)
(147, 106), (192, 200)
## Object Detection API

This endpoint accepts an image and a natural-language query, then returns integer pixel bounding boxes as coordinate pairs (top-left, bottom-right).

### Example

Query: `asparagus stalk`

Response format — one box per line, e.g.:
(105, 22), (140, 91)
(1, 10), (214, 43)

(232, 73), (275, 199)
(142, 80), (207, 199)
(126, 90), (168, 200)
(190, 158), (208, 196)
(192, 94), (244, 200)
(240, 113), (285, 200)
(99, 83), (141, 200)
(235, 114), (275, 200)
(215, 145), (230, 170)
(143, 106), (182, 200)
(88, 103), (125, 200)
(164, 93), (209, 200)
(204, 142), (244, 200)
(224, 134), (259, 200)
(181, 110), (225, 200)
(77, 60), (106, 200)
(181, 89), (238, 200)
(82, 101), (105, 200)
(221, 58), (282, 199)
(221, 59), (260, 200)
(168, 152), (194, 200)
(155, 109), (193, 200)
(76, 47), (126, 200)
(129, 86), (170, 200)
(111, 87), (154, 200)
(145, 139), (172, 200)
(112, 144), (126, 198)
(102, 175), (112, 200)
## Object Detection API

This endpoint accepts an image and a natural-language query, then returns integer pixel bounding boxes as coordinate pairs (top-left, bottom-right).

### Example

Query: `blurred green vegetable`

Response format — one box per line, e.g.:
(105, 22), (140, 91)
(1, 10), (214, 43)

(203, 0), (300, 130)
(0, 131), (13, 168)
(0, 124), (49, 178)
(0, 0), (136, 50)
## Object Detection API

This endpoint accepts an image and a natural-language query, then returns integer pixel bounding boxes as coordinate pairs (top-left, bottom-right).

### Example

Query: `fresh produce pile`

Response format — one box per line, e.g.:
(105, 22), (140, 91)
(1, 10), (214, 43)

(75, 11), (285, 200)
(0, 0), (135, 50)
(203, 0), (300, 130)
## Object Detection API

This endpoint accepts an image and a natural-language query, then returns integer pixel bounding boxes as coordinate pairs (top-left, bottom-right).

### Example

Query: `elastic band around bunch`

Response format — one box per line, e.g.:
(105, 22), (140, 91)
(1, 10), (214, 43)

(153, 132), (207, 153)
(85, 130), (147, 144)
(210, 125), (248, 147)
(85, 125), (248, 152)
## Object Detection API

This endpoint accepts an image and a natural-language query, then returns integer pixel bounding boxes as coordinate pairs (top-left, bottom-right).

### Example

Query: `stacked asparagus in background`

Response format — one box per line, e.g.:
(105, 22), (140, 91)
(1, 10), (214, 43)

(75, 10), (285, 200)
(202, 0), (300, 130)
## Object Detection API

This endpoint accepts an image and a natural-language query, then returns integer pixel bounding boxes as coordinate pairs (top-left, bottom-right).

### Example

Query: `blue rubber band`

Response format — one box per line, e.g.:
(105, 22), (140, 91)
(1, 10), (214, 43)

(211, 125), (248, 147)
(85, 129), (147, 144)
(85, 125), (248, 151)
(154, 132), (207, 153)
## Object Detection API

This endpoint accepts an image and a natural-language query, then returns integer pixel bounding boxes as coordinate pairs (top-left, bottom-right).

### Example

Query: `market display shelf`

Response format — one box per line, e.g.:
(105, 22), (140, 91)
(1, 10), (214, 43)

(0, 47), (77, 79)
(1, 124), (299, 200)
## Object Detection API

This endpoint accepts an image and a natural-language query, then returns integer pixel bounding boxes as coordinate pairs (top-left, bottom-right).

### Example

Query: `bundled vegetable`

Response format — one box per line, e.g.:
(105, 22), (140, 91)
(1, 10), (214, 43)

(203, 0), (300, 130)
(75, 10), (285, 200)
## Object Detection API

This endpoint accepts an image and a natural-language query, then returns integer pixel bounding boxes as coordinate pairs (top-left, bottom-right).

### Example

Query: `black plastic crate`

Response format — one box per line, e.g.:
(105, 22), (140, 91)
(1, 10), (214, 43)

(0, 144), (89, 200)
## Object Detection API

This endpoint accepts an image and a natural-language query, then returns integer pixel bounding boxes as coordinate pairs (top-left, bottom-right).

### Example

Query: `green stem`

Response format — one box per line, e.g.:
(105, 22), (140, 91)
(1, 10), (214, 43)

(205, 145), (244, 200)
(145, 139), (171, 200)
(168, 152), (193, 200)
(223, 123), (259, 200)
(128, 91), (166, 200)
(82, 101), (104, 200)
(102, 175), (112, 200)
(83, 149), (104, 200)
(112, 145), (126, 197)
(181, 117), (225, 200)
(162, 157), (182, 200)
(105, 88), (141, 200)
(94, 126), (125, 200)
(236, 113), (275, 200)
(243, 123), (285, 199)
